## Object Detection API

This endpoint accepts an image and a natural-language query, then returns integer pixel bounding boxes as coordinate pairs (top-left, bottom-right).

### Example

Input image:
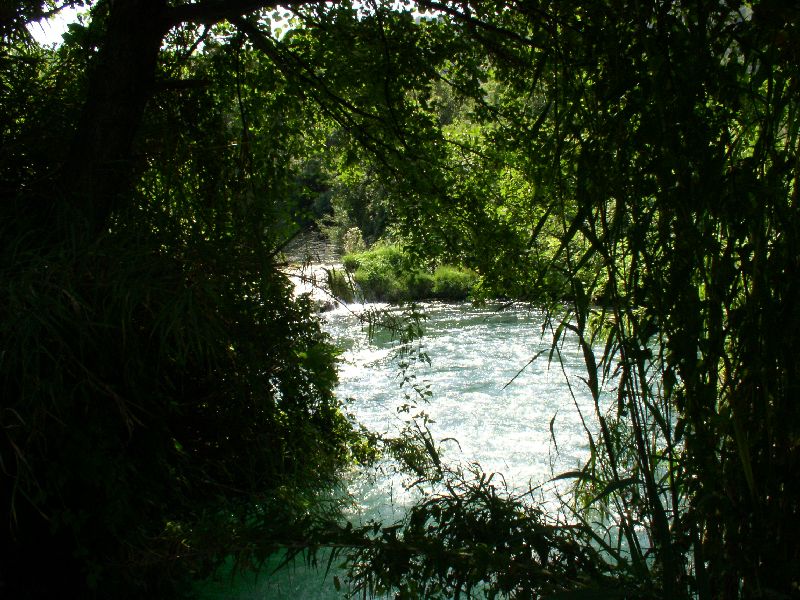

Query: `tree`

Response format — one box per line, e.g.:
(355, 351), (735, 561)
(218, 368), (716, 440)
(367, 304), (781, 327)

(4, 1), (799, 598)
(1, 3), (376, 596)
(1, 1), (488, 595)
(339, 2), (800, 598)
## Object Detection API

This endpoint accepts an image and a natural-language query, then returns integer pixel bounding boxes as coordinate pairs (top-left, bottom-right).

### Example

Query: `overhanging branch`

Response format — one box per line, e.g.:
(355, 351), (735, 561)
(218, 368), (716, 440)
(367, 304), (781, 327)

(164, 0), (310, 28)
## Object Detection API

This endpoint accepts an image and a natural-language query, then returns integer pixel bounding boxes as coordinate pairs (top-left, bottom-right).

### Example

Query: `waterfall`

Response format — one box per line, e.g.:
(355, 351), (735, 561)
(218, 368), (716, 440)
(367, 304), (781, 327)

(282, 230), (347, 311)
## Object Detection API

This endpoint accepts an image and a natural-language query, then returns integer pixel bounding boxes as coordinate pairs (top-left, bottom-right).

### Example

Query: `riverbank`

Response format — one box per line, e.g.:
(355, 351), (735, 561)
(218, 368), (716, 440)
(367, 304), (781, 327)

(331, 245), (479, 303)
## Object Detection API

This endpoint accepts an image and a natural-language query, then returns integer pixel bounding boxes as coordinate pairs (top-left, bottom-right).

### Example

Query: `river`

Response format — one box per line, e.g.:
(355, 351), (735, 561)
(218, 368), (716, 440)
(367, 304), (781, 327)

(200, 262), (600, 598)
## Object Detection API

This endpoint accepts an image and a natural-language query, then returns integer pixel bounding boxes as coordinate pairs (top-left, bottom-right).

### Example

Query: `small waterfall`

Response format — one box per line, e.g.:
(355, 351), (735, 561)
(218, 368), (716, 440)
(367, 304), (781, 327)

(281, 231), (351, 311)
(284, 261), (340, 311)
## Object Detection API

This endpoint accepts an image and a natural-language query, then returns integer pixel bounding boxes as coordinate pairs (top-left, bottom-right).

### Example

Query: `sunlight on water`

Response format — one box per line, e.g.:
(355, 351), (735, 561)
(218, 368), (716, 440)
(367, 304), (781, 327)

(326, 302), (596, 493)
(202, 298), (601, 599)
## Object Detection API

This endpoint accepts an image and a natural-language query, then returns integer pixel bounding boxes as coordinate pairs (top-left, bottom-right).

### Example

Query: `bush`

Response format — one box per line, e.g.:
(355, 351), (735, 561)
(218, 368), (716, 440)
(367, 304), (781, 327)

(432, 266), (478, 300)
(343, 246), (476, 302)
(405, 271), (435, 300)
(354, 263), (404, 301)
(342, 254), (361, 272)
(343, 244), (406, 275)
(345, 245), (403, 302)
(342, 227), (367, 254)
(0, 224), (364, 597)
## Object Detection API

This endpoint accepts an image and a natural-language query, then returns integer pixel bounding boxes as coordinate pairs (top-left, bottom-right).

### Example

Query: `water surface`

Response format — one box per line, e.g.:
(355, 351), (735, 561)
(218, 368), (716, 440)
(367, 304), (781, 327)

(201, 299), (599, 598)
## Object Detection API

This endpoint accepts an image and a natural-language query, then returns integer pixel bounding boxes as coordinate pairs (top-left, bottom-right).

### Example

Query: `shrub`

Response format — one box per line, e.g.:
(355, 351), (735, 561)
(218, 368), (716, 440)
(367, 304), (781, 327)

(432, 266), (478, 300)
(342, 254), (361, 272)
(404, 271), (435, 300)
(342, 227), (367, 254)
(354, 263), (404, 302)
(347, 245), (406, 302)
(355, 245), (408, 272)
(344, 247), (476, 302)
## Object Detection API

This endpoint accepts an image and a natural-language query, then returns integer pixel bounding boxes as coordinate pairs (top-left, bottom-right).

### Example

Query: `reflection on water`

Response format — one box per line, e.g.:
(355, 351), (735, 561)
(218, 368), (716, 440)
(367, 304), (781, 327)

(328, 302), (595, 490)
(201, 300), (599, 599)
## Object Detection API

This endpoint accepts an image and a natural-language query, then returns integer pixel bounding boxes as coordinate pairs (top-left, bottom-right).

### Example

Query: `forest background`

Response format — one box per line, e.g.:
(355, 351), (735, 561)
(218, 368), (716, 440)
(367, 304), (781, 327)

(2, 1), (799, 598)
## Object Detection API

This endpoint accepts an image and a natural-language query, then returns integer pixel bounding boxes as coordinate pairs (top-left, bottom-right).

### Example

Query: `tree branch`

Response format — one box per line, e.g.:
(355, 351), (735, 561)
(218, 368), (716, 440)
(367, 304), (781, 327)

(164, 0), (311, 28)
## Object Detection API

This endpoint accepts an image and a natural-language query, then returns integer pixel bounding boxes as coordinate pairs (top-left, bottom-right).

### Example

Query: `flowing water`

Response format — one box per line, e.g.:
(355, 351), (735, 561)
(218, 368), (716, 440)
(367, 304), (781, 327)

(201, 250), (600, 598)
(327, 301), (596, 492)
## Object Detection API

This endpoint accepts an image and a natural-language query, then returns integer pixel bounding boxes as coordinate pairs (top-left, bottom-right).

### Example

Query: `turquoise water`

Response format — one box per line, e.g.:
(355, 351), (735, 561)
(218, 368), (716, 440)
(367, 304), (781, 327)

(201, 301), (598, 598)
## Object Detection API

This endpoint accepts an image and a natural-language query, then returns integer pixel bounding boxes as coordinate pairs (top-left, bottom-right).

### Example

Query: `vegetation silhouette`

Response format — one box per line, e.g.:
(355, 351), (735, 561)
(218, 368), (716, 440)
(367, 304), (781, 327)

(2, 1), (798, 598)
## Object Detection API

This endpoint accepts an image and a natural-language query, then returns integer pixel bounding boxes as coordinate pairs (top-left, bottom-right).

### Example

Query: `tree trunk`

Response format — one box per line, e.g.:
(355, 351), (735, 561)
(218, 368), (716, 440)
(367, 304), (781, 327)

(64, 0), (170, 233)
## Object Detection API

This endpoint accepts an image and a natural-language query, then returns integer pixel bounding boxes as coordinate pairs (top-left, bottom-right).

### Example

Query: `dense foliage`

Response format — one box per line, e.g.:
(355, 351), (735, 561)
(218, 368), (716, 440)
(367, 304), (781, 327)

(318, 4), (800, 598)
(333, 245), (478, 302)
(312, 2), (800, 598)
(1, 7), (365, 597)
(3, 1), (799, 598)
